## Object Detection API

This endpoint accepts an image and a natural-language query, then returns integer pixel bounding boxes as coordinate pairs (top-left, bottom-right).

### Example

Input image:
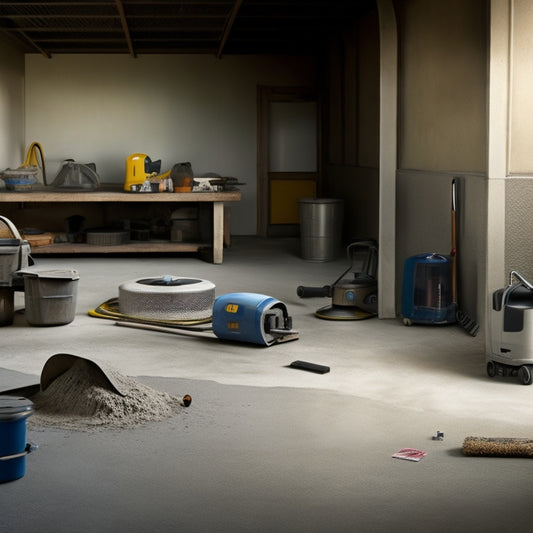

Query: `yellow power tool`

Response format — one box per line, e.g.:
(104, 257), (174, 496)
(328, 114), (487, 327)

(123, 153), (171, 192)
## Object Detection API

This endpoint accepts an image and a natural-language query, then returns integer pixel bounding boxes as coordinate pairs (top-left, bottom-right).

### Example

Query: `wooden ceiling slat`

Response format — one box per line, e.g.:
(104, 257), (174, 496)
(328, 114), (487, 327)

(216, 0), (243, 59)
(115, 0), (135, 57)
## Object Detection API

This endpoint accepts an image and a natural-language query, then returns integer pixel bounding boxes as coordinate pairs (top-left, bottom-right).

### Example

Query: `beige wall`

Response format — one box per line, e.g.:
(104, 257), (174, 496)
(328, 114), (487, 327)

(396, 0), (487, 173)
(395, 0), (488, 325)
(0, 34), (25, 168)
(504, 0), (533, 281)
(506, 179), (533, 277)
(509, 0), (533, 173)
(24, 54), (316, 235)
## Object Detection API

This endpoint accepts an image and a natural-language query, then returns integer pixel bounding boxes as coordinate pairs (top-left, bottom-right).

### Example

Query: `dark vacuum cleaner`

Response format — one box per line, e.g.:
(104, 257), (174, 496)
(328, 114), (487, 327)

(297, 240), (378, 320)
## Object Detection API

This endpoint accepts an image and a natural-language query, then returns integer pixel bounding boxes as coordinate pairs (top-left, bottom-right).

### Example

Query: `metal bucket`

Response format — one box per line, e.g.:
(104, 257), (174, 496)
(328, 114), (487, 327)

(298, 198), (343, 262)
(19, 269), (79, 326)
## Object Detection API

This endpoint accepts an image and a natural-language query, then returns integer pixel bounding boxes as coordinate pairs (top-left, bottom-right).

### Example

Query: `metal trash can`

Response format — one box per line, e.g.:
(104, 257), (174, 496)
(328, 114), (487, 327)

(298, 198), (343, 262)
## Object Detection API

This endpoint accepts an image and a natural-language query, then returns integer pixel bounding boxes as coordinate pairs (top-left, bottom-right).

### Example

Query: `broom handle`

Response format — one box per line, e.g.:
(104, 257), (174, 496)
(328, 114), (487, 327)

(451, 179), (458, 304)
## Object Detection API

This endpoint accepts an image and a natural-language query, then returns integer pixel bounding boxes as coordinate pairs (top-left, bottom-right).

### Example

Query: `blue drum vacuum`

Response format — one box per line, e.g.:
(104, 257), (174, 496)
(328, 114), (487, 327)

(401, 252), (456, 326)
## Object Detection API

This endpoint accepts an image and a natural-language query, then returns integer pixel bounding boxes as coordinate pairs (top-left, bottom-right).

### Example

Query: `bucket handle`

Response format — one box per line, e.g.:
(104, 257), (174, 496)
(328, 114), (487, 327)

(0, 215), (23, 241)
(0, 442), (37, 461)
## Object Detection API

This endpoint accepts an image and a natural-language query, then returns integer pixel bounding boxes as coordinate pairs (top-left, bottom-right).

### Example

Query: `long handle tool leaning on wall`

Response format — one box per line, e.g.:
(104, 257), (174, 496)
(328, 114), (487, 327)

(451, 178), (479, 336)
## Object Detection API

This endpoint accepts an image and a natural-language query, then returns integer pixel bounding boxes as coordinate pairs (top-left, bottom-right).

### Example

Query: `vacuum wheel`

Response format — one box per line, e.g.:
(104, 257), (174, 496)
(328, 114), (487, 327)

(486, 361), (496, 378)
(518, 365), (533, 386)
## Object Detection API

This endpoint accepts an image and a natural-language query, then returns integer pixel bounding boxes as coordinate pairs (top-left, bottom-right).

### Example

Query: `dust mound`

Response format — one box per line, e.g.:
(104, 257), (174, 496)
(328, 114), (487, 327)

(29, 358), (183, 430)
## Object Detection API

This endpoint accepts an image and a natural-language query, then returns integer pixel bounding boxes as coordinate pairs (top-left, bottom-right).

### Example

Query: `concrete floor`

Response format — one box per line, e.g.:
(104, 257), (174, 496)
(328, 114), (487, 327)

(1, 237), (533, 532)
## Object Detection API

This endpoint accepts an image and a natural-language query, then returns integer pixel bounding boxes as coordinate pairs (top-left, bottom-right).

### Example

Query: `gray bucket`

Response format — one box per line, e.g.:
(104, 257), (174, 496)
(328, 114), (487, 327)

(18, 269), (79, 326)
(298, 198), (344, 262)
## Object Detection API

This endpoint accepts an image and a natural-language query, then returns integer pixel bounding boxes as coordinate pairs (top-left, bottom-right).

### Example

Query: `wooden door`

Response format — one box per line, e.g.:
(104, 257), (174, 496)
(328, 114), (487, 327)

(257, 86), (319, 237)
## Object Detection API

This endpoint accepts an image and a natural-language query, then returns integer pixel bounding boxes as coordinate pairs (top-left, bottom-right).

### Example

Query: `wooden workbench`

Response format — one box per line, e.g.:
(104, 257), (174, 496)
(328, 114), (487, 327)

(0, 185), (242, 264)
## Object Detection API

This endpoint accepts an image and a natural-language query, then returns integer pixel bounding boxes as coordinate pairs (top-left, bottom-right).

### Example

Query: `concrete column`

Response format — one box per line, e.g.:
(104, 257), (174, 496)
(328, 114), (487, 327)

(486, 0), (510, 348)
(377, 0), (398, 318)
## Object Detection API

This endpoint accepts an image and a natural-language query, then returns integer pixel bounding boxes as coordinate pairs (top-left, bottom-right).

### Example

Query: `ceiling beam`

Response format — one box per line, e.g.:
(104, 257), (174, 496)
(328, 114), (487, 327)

(0, 27), (50, 57)
(115, 0), (135, 57)
(16, 29), (52, 58)
(216, 0), (243, 59)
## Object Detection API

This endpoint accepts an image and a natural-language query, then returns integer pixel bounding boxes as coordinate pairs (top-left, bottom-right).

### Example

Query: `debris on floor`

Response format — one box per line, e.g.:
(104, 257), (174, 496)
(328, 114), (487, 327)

(432, 431), (444, 441)
(392, 448), (427, 462)
(25, 356), (190, 431)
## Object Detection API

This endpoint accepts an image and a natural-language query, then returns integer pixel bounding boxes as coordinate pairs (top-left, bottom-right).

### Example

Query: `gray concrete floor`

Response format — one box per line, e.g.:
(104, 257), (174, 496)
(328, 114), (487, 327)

(1, 237), (533, 532)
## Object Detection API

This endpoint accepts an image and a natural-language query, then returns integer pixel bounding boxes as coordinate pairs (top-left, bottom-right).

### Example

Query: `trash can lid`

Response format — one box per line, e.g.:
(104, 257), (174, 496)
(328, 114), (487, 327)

(16, 268), (80, 281)
(298, 198), (343, 204)
(0, 395), (34, 420)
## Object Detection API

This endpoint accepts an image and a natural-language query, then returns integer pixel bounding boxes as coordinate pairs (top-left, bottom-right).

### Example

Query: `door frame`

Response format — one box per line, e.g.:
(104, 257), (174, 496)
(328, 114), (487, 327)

(256, 85), (320, 237)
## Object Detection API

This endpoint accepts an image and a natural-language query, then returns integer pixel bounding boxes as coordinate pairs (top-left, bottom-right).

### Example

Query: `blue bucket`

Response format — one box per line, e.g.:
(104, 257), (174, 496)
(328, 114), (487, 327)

(0, 396), (34, 483)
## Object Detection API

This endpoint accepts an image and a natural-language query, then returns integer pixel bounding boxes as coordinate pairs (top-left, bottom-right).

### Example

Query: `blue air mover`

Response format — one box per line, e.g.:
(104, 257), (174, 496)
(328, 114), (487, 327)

(212, 293), (298, 346)
(401, 253), (456, 326)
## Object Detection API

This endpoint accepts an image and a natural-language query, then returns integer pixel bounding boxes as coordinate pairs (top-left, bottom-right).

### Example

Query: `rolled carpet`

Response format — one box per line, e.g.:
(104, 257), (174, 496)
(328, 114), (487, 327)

(462, 436), (533, 457)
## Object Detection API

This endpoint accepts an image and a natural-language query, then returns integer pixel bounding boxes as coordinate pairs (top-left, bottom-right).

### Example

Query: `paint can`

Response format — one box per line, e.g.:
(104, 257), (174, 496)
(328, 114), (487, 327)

(0, 396), (34, 483)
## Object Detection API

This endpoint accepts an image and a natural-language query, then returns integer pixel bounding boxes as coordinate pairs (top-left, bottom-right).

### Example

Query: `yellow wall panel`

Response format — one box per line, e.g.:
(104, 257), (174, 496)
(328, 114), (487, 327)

(270, 179), (316, 224)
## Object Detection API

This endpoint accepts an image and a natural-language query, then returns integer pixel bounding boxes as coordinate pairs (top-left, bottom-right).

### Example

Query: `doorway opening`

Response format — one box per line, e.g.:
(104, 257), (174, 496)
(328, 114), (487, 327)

(257, 86), (320, 237)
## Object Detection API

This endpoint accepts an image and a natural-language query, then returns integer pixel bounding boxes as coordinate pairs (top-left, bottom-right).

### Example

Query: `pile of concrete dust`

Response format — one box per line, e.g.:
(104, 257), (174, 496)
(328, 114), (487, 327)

(29, 358), (186, 430)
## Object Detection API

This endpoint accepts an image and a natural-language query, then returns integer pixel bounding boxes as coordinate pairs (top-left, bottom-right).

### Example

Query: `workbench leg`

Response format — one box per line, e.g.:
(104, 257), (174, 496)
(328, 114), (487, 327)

(213, 201), (224, 264)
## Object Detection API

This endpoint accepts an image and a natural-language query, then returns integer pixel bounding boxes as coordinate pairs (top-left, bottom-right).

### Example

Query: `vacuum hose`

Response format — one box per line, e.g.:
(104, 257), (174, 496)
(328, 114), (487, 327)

(296, 285), (332, 298)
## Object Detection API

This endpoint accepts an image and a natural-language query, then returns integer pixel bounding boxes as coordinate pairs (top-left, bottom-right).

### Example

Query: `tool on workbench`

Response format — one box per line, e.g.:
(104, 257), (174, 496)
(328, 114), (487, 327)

(0, 142), (46, 190)
(123, 153), (173, 192)
(51, 159), (100, 190)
